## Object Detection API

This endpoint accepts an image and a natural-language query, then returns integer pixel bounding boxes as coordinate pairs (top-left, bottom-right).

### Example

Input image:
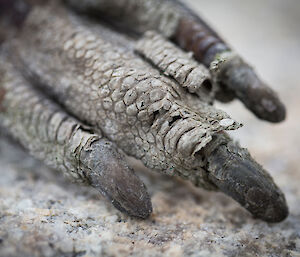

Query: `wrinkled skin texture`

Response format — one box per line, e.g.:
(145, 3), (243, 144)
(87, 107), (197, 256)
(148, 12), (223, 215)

(0, 0), (288, 222)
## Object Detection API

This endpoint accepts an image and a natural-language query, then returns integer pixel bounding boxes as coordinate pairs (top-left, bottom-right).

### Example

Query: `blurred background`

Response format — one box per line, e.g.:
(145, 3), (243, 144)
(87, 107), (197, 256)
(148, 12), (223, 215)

(0, 0), (300, 256)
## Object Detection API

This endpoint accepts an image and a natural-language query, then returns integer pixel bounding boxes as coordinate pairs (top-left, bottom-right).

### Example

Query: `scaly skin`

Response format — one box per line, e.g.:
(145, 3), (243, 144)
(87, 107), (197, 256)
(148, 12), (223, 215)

(0, 56), (152, 218)
(12, 6), (241, 188)
(0, 2), (288, 222)
(65, 0), (286, 122)
(135, 31), (214, 104)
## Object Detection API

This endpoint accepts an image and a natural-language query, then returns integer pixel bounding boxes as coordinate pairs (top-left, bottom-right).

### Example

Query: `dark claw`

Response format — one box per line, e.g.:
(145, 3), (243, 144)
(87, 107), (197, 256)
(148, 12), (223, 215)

(173, 15), (286, 123)
(204, 135), (288, 222)
(80, 139), (153, 219)
(218, 58), (286, 123)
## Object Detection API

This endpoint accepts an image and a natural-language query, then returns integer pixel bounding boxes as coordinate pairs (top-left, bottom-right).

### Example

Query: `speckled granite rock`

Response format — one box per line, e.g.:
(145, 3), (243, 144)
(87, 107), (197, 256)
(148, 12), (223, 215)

(1, 0), (300, 256)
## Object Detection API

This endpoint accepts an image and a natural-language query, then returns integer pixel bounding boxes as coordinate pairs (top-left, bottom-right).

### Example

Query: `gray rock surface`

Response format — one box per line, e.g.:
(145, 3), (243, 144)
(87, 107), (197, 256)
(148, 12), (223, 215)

(1, 0), (300, 256)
